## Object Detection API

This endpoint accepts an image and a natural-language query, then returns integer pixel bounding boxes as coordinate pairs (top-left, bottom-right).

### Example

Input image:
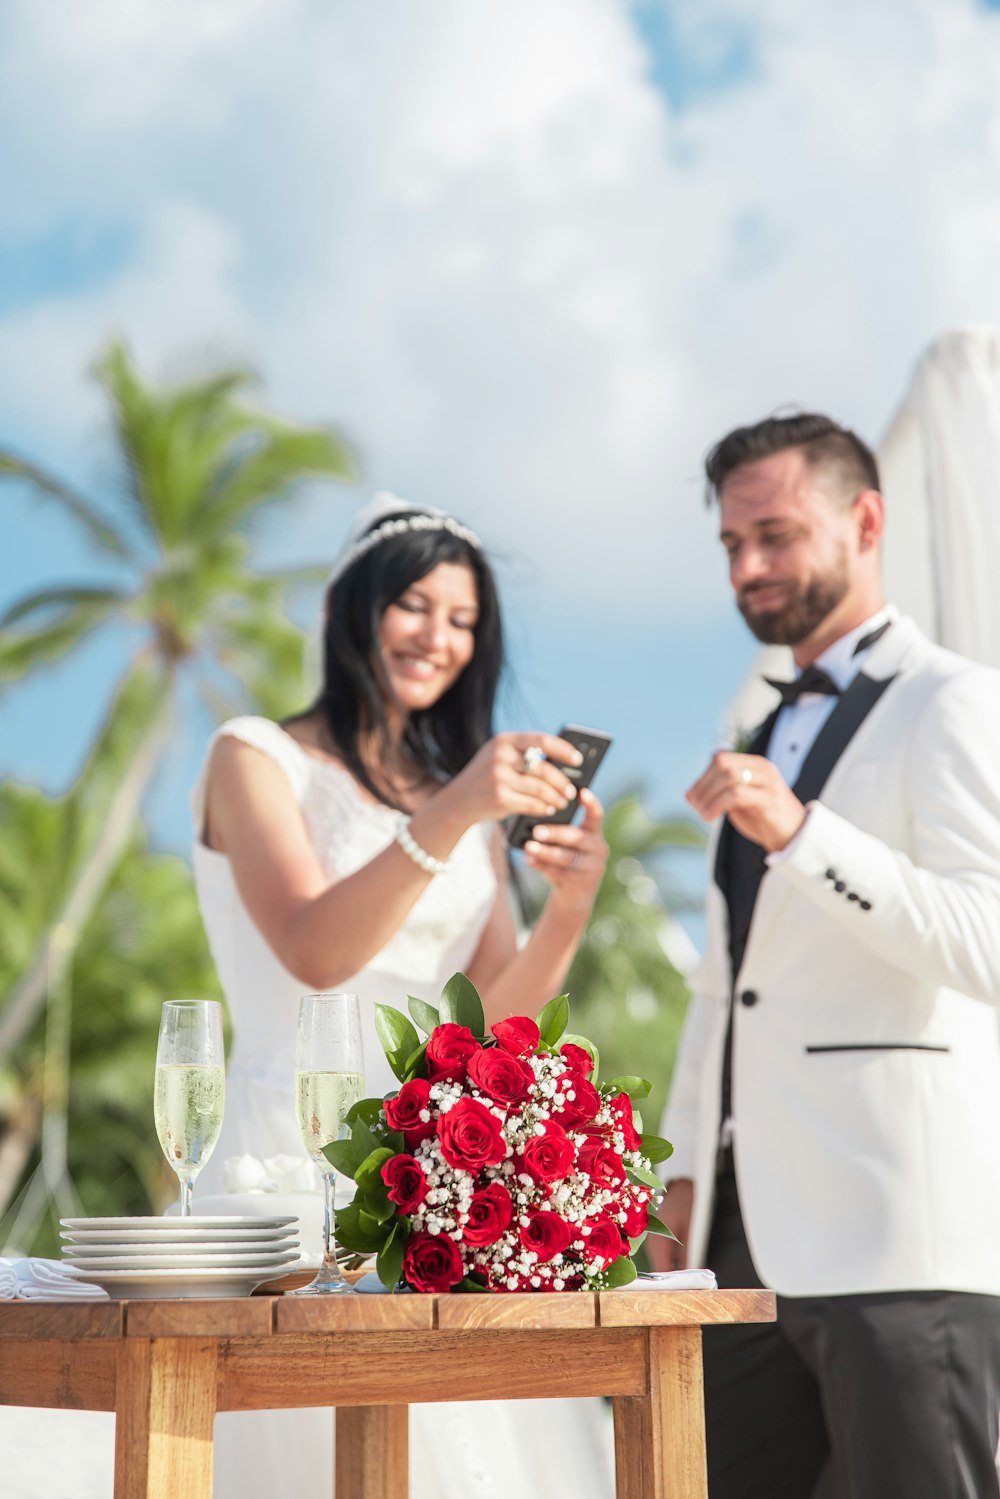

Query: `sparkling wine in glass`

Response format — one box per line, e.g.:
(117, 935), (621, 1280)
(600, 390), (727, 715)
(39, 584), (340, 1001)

(289, 992), (364, 1296)
(154, 1000), (225, 1217)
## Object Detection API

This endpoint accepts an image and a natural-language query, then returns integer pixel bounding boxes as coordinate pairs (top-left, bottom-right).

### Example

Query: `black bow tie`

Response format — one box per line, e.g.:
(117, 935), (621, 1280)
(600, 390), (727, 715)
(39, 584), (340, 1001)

(763, 663), (841, 708)
(763, 619), (893, 709)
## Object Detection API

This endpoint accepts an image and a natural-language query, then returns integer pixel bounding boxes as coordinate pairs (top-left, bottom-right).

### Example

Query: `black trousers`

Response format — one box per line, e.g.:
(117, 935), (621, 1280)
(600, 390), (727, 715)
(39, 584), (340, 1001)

(702, 1150), (1000, 1499)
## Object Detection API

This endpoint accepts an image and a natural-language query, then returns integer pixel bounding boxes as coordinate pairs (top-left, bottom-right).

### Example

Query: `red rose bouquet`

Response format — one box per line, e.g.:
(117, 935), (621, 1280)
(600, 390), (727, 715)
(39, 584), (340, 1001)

(327, 974), (674, 1293)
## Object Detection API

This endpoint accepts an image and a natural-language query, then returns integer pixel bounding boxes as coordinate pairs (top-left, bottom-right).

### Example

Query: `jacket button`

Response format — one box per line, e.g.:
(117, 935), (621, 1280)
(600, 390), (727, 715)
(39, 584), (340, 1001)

(834, 881), (847, 893)
(859, 900), (872, 911)
(847, 892), (859, 902)
(825, 868), (837, 880)
(740, 989), (758, 1007)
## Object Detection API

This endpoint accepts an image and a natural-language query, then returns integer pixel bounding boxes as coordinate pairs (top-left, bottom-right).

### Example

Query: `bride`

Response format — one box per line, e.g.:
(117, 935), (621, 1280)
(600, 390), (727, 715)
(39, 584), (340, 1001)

(192, 492), (615, 1498)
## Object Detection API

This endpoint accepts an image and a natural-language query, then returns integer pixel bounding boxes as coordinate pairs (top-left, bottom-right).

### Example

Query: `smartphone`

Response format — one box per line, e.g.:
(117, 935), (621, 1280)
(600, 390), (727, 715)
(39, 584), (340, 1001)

(505, 724), (613, 850)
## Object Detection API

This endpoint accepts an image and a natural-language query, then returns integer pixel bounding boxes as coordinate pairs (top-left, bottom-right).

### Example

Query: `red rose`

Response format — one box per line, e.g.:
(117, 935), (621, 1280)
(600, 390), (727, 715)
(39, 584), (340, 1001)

(490, 1015), (540, 1057)
(560, 1043), (594, 1076)
(437, 1097), (507, 1171)
(467, 1047), (534, 1107)
(581, 1213), (626, 1266)
(519, 1121), (576, 1185)
(519, 1209), (573, 1261)
(402, 1231), (465, 1292)
(384, 1078), (436, 1148)
(380, 1154), (427, 1214)
(552, 1073), (601, 1127)
(620, 1192), (651, 1238)
(425, 1023), (480, 1080)
(610, 1093), (642, 1152)
(578, 1136), (627, 1189)
(462, 1183), (514, 1246)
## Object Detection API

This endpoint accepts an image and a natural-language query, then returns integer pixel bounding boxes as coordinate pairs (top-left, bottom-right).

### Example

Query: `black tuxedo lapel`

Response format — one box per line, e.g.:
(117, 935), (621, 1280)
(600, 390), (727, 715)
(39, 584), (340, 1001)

(791, 670), (897, 805)
(714, 672), (898, 1126)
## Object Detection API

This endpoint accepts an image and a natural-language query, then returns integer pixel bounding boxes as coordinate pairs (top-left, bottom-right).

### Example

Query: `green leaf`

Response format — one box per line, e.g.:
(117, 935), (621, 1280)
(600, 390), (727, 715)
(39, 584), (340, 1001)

(376, 1222), (407, 1291)
(438, 972), (486, 1037)
(537, 993), (570, 1048)
(643, 1214), (680, 1243)
(359, 1185), (396, 1226)
(458, 1274), (489, 1293)
(602, 1256), (638, 1288)
(407, 996), (441, 1036)
(354, 1147), (394, 1194)
(321, 1119), (382, 1178)
(375, 1003), (421, 1081)
(345, 1097), (385, 1130)
(639, 1133), (673, 1165)
(402, 1041), (429, 1081)
(627, 1162), (664, 1191)
(335, 1196), (389, 1255)
(560, 1032), (599, 1079)
(606, 1075), (652, 1100)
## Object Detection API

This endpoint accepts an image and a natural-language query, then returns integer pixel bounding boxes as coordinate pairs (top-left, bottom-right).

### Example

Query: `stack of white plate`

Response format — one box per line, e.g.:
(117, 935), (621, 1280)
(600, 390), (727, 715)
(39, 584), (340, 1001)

(60, 1216), (301, 1299)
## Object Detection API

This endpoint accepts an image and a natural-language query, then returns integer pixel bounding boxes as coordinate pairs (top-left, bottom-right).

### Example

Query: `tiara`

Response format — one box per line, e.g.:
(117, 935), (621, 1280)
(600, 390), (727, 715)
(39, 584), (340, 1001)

(337, 512), (482, 576)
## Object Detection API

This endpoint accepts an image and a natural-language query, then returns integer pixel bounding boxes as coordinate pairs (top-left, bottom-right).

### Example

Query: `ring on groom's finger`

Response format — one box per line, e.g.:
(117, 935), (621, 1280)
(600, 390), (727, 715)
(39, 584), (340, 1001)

(740, 767), (753, 785)
(523, 745), (547, 773)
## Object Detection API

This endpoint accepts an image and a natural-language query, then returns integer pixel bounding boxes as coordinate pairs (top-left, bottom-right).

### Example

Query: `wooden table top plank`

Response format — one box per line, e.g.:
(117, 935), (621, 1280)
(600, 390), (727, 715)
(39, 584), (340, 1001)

(435, 1292), (597, 1330)
(598, 1289), (775, 1327)
(276, 1295), (434, 1333)
(124, 1299), (275, 1339)
(0, 1301), (123, 1338)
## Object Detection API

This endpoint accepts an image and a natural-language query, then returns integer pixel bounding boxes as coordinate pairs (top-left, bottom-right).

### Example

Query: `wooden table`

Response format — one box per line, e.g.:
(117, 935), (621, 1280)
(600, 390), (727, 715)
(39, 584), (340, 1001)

(0, 1286), (774, 1499)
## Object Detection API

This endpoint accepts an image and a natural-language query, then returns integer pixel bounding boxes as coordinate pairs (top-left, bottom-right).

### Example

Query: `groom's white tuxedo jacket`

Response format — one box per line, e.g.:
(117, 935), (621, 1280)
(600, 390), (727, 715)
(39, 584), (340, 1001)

(663, 616), (1000, 1297)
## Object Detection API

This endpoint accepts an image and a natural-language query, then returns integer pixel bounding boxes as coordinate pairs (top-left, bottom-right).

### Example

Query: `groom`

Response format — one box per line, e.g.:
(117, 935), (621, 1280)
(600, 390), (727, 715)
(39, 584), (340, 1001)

(659, 411), (1000, 1497)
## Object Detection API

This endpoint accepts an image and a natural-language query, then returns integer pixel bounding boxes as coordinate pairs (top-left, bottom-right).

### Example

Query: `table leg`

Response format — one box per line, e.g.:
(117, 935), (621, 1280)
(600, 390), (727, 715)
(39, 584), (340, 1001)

(612, 1326), (707, 1499)
(114, 1338), (218, 1499)
(335, 1405), (408, 1499)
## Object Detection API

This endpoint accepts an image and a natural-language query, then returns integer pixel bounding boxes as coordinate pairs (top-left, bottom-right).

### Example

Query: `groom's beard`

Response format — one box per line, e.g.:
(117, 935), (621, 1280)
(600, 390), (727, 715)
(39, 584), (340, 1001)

(738, 558), (850, 647)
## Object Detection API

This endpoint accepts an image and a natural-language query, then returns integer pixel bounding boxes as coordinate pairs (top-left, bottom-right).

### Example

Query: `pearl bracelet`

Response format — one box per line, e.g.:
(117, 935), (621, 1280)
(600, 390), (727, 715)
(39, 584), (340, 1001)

(395, 816), (449, 876)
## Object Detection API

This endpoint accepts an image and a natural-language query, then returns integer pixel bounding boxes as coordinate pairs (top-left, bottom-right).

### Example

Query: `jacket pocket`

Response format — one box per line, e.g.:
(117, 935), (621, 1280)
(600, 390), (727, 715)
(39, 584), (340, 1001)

(804, 1043), (950, 1054)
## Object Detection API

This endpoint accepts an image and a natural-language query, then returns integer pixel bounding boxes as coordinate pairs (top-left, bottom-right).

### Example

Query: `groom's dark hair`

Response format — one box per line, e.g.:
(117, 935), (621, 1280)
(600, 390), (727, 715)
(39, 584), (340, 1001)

(704, 411), (880, 507)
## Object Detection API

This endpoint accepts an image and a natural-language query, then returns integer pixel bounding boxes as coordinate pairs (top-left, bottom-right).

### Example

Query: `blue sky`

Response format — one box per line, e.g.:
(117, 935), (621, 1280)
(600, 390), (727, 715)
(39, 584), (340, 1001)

(2, 0), (1000, 935)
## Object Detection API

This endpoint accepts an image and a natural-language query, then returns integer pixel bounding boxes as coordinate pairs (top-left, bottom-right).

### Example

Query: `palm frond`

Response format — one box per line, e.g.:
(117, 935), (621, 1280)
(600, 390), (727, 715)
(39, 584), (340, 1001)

(0, 592), (123, 686)
(0, 585), (128, 631)
(195, 417), (356, 538)
(0, 454), (130, 559)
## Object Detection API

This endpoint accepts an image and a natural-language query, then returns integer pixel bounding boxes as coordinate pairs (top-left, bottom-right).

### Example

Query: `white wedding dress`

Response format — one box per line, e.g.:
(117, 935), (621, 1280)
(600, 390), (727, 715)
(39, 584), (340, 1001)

(192, 716), (616, 1499)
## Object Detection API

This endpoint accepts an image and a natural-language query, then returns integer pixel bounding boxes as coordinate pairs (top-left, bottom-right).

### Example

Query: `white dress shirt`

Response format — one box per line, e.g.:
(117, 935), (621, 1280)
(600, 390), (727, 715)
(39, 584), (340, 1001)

(763, 605), (897, 869)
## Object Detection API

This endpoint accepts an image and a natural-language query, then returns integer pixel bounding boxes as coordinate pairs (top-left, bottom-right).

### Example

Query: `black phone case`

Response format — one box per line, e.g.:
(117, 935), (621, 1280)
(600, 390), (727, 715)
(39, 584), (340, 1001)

(504, 725), (612, 849)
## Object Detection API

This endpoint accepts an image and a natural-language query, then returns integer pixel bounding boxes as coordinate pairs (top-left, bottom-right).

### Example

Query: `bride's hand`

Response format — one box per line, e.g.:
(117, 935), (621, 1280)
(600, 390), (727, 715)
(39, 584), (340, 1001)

(436, 732), (583, 827)
(522, 789), (608, 914)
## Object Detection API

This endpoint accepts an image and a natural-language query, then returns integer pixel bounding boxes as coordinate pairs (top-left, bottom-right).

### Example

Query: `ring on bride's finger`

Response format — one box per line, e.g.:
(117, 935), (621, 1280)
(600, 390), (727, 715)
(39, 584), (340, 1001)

(523, 745), (547, 773)
(740, 767), (753, 785)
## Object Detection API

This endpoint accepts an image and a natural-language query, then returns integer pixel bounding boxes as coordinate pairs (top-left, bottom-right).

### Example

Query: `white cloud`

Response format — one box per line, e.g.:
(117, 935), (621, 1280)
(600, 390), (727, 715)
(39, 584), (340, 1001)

(2, 0), (1000, 621)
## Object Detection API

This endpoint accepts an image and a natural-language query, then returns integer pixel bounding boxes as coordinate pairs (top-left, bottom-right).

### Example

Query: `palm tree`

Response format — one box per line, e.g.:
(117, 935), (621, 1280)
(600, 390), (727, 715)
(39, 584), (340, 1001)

(0, 779), (225, 1256)
(0, 339), (356, 1065)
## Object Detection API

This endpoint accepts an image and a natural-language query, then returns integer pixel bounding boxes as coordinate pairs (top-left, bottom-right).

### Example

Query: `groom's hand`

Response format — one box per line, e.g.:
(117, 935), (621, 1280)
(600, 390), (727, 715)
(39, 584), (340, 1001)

(686, 752), (807, 853)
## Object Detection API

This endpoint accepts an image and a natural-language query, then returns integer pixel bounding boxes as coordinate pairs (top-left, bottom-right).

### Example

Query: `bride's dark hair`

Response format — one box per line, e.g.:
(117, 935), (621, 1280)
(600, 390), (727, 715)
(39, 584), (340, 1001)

(308, 512), (504, 809)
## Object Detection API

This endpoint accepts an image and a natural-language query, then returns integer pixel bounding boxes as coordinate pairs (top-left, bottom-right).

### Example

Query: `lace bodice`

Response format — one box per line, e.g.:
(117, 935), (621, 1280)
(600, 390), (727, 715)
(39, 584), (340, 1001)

(191, 716), (497, 1111)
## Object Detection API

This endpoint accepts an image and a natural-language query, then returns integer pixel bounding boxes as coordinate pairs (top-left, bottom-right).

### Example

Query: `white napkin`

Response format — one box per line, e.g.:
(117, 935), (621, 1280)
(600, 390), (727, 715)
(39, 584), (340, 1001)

(222, 1153), (320, 1194)
(0, 1257), (109, 1301)
(636, 1269), (718, 1291)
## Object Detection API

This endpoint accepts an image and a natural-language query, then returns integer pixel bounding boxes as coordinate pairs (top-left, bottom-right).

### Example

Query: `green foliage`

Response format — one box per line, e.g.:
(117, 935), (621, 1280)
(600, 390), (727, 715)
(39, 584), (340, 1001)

(0, 781), (223, 1256)
(438, 972), (485, 1038)
(536, 993), (569, 1048)
(374, 1005), (422, 1083)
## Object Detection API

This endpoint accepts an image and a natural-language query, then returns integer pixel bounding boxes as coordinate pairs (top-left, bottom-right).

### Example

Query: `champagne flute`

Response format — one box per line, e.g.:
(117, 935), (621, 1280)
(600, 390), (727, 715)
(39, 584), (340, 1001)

(154, 1000), (225, 1217)
(288, 992), (364, 1296)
